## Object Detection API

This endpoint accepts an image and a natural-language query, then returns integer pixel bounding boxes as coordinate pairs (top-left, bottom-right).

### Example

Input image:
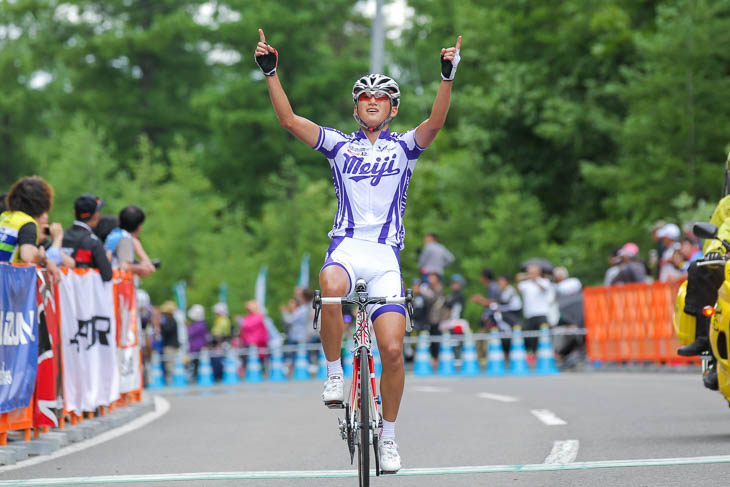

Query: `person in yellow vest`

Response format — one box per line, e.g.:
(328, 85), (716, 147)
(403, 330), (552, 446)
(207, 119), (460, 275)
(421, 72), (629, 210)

(678, 193), (730, 362)
(0, 176), (60, 279)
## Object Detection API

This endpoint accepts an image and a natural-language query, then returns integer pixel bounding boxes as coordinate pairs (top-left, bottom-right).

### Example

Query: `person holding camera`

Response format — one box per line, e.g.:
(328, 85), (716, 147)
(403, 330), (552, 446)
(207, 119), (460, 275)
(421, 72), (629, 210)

(61, 194), (112, 281)
(105, 205), (156, 278)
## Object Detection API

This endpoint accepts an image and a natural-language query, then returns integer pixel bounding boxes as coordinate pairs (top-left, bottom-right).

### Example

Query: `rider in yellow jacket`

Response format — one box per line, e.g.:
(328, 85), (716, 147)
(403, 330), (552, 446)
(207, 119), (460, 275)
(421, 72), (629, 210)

(678, 193), (730, 360)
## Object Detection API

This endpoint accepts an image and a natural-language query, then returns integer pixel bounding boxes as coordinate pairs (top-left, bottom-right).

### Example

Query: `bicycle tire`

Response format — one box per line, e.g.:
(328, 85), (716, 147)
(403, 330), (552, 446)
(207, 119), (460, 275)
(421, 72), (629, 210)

(358, 348), (370, 487)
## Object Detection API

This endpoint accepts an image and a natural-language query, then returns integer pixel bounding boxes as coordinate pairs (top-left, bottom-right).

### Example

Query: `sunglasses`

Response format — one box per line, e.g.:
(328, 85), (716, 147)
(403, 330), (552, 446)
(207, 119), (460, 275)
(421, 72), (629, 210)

(357, 90), (391, 102)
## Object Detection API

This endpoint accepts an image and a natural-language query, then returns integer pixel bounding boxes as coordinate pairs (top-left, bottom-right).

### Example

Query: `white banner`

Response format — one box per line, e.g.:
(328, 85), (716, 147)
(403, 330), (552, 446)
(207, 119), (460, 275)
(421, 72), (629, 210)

(59, 270), (120, 414)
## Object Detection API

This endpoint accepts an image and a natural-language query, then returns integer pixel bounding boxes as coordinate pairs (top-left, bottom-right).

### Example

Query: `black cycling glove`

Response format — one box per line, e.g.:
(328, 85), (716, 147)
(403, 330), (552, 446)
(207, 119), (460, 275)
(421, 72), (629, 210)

(441, 49), (461, 81)
(255, 44), (278, 76)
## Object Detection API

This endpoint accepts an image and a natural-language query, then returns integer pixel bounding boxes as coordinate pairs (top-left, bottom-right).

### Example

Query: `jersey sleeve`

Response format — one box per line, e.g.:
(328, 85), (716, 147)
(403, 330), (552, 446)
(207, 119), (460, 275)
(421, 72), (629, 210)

(397, 128), (426, 161)
(313, 127), (348, 159)
(17, 222), (38, 246)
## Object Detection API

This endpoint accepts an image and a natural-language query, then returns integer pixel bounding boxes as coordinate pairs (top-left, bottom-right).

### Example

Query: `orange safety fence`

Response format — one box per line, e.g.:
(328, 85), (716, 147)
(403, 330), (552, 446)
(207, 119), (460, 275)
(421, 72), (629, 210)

(0, 266), (144, 446)
(584, 281), (699, 365)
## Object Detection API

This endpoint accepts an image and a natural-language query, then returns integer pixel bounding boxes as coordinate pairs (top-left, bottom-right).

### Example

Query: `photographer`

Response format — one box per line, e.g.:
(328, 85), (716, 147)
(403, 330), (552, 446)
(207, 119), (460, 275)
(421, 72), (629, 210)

(105, 205), (156, 277)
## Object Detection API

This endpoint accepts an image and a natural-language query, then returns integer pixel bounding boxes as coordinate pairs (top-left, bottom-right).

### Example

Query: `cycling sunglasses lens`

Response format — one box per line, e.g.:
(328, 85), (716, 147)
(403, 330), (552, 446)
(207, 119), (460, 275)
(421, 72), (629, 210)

(358, 91), (389, 102)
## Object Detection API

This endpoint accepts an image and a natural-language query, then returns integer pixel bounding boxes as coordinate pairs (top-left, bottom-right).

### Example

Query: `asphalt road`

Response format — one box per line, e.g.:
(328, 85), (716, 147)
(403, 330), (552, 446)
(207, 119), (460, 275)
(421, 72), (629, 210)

(3, 372), (730, 486)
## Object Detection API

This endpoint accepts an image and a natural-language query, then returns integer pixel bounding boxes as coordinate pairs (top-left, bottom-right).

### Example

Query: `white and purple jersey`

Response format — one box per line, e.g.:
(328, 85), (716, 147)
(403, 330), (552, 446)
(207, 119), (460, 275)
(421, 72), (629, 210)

(313, 127), (425, 250)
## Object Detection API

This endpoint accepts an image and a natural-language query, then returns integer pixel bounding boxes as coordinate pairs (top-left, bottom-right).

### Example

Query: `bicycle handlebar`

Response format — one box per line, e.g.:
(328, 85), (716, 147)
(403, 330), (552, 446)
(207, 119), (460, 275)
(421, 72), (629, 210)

(312, 289), (414, 332)
(697, 259), (728, 267)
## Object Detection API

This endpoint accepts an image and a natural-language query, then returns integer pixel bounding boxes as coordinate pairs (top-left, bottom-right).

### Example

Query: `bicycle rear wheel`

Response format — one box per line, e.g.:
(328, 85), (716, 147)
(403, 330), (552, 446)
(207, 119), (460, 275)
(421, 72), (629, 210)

(357, 348), (370, 487)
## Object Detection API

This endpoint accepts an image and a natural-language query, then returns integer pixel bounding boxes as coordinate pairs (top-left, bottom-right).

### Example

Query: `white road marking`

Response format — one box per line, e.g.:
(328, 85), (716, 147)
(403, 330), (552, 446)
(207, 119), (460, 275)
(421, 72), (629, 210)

(544, 440), (580, 464)
(5, 455), (730, 484)
(531, 409), (567, 426)
(412, 386), (450, 393)
(477, 392), (519, 403)
(0, 395), (170, 474)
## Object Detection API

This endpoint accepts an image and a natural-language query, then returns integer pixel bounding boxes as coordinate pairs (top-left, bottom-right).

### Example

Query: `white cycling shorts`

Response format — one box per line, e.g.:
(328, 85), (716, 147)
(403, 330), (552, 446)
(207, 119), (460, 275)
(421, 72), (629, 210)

(320, 236), (405, 321)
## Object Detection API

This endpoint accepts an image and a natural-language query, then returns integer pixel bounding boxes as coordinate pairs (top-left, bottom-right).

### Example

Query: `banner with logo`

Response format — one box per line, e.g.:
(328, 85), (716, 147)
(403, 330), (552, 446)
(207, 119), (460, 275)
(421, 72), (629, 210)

(0, 265), (38, 414)
(115, 278), (141, 393)
(34, 271), (60, 427)
(59, 269), (120, 414)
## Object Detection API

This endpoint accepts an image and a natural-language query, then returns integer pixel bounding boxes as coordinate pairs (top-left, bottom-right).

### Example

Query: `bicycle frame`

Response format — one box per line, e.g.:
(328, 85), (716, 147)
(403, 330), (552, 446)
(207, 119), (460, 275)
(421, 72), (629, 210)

(350, 304), (380, 446)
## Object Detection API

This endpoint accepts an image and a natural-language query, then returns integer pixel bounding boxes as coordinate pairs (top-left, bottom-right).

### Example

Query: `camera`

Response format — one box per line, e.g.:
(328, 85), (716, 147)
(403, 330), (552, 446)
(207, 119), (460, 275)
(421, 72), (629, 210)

(152, 258), (161, 269)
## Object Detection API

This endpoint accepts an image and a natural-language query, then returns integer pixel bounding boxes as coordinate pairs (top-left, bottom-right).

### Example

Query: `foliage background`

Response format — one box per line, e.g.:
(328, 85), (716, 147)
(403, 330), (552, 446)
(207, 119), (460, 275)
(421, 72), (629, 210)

(2, 0), (729, 327)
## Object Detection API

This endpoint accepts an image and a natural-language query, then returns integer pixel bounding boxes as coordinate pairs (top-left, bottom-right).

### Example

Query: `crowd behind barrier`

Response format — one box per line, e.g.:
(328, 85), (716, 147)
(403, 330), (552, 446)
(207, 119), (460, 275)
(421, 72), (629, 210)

(0, 264), (144, 447)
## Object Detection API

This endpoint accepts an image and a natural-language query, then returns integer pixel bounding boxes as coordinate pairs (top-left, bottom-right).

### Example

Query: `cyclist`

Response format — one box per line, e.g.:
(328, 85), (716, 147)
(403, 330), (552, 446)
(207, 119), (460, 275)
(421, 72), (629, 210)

(255, 28), (461, 473)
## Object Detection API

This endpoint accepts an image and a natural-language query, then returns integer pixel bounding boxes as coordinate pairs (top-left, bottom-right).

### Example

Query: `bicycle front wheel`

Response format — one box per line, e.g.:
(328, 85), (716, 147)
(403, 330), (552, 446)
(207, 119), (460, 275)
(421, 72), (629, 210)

(357, 348), (370, 487)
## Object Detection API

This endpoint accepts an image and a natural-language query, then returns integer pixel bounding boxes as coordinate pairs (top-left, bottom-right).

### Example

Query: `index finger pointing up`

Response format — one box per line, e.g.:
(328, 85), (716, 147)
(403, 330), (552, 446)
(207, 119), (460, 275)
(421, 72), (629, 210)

(259, 29), (266, 43)
(455, 35), (462, 50)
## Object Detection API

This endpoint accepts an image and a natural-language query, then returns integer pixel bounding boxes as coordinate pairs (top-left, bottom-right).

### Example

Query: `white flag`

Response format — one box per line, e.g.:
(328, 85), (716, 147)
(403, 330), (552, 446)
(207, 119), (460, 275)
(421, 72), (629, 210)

(59, 270), (120, 414)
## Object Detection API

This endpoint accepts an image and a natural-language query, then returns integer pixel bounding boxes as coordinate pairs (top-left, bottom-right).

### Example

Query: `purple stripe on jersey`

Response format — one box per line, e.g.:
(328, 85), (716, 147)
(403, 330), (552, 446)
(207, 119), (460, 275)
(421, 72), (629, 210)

(371, 304), (405, 322)
(335, 168), (355, 237)
(397, 168), (413, 247)
(313, 127), (324, 150)
(378, 190), (400, 244)
(397, 139), (424, 161)
(332, 166), (343, 229)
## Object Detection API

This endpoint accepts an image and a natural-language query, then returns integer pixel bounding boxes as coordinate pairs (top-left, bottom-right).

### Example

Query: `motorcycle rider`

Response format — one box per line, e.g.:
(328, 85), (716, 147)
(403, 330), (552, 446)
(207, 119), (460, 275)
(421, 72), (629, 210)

(677, 167), (730, 388)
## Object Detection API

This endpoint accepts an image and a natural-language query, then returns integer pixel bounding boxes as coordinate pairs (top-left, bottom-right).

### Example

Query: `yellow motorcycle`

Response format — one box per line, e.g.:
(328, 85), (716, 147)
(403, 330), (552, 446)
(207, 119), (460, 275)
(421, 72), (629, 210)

(674, 222), (730, 398)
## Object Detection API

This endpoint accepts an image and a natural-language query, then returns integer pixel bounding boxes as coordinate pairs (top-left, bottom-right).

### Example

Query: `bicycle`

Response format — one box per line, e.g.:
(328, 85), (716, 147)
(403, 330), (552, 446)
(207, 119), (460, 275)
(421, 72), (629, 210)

(312, 278), (413, 486)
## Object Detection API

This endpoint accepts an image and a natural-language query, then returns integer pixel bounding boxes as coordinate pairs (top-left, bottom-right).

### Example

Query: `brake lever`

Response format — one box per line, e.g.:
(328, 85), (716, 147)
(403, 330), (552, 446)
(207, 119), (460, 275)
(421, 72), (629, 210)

(312, 290), (321, 330)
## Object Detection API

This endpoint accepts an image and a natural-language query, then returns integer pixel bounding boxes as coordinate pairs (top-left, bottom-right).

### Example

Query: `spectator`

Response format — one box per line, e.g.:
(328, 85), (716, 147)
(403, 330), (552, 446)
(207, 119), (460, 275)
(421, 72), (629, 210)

(239, 300), (269, 350)
(0, 177), (60, 279)
(421, 272), (449, 361)
(649, 219), (668, 278)
(469, 268), (501, 328)
(552, 267), (585, 368)
(553, 267), (582, 296)
(94, 215), (119, 244)
(409, 279), (430, 333)
(281, 287), (315, 345)
(495, 275), (523, 329)
(660, 245), (687, 282)
(680, 236), (702, 271)
(105, 205), (155, 277)
(656, 223), (681, 276)
(603, 247), (622, 285)
(211, 302), (232, 344)
(610, 243), (647, 285)
(38, 220), (76, 269)
(62, 194), (113, 281)
(418, 233), (455, 281)
(444, 274), (466, 320)
(516, 264), (553, 353)
(187, 303), (210, 378)
(159, 300), (181, 358)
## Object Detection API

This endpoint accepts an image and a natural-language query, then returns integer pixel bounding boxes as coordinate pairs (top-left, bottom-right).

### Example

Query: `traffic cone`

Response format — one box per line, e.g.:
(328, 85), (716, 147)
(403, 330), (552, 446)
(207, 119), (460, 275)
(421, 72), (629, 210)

(485, 328), (507, 376)
(317, 347), (328, 380)
(343, 340), (354, 379)
(509, 326), (531, 376)
(536, 324), (560, 375)
(437, 333), (457, 376)
(222, 346), (241, 385)
(413, 332), (434, 376)
(171, 350), (188, 388)
(245, 345), (263, 383)
(268, 345), (287, 382)
(460, 334), (481, 376)
(196, 349), (215, 386)
(293, 343), (311, 381)
(147, 350), (166, 389)
(373, 346), (382, 378)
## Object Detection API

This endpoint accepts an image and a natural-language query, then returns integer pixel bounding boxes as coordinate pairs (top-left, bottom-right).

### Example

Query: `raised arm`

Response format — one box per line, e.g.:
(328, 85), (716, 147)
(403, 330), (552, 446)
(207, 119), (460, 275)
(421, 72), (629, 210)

(415, 35), (461, 149)
(255, 29), (320, 147)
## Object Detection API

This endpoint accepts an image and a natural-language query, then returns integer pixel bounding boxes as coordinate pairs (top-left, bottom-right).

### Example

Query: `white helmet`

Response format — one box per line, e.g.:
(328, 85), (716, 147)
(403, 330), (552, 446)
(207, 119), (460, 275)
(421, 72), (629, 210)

(352, 73), (400, 108)
(352, 74), (400, 132)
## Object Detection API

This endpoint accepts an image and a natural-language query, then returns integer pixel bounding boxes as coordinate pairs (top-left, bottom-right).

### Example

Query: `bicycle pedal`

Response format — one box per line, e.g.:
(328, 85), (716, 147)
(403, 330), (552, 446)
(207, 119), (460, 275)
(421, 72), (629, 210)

(325, 401), (345, 409)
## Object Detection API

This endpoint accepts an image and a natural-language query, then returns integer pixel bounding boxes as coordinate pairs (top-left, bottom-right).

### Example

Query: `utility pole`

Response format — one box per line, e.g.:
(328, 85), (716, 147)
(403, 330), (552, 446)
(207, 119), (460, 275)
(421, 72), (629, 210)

(370, 0), (385, 74)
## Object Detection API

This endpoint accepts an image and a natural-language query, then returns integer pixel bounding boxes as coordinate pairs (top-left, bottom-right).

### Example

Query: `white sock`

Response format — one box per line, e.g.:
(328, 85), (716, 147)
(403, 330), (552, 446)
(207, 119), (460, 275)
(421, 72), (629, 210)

(380, 419), (395, 439)
(327, 359), (343, 377)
